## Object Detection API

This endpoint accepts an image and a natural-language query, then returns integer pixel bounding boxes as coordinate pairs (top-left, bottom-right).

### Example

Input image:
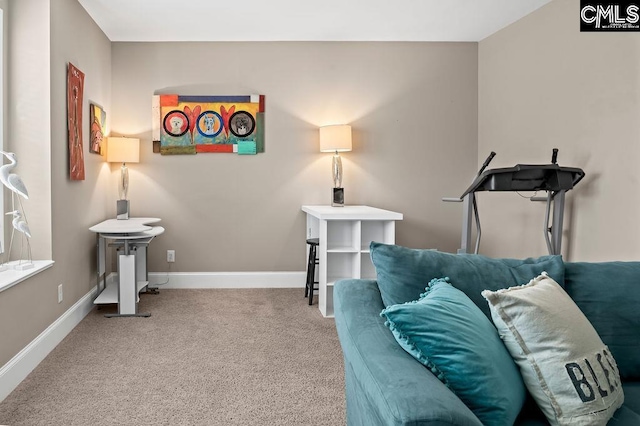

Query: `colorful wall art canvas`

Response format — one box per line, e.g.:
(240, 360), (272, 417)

(89, 103), (106, 155)
(67, 62), (85, 180)
(154, 95), (265, 155)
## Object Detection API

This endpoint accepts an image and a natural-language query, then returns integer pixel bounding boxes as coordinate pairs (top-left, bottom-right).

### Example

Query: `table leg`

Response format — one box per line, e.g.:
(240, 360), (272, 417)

(105, 241), (151, 318)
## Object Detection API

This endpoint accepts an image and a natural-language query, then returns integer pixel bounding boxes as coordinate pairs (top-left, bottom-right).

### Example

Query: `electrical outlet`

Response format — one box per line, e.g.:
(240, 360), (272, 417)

(58, 284), (63, 303)
(167, 250), (175, 263)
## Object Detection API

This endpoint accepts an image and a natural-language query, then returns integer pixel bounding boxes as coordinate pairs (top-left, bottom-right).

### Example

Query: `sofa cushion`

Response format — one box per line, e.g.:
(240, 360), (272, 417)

(564, 261), (640, 380)
(380, 277), (526, 426)
(370, 242), (565, 319)
(607, 405), (640, 426)
(482, 273), (624, 426)
(335, 279), (484, 426)
(621, 382), (640, 415)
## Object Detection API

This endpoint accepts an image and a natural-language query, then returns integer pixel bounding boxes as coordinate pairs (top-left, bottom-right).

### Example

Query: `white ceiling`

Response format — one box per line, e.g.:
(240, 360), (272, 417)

(78, 0), (551, 42)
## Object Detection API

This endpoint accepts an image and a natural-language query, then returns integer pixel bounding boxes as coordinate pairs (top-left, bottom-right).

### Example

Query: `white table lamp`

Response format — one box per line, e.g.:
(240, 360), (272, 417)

(319, 124), (352, 207)
(107, 137), (140, 220)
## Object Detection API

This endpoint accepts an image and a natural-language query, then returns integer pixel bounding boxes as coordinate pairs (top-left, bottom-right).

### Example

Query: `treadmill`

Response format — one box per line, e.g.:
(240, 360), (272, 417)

(443, 149), (585, 255)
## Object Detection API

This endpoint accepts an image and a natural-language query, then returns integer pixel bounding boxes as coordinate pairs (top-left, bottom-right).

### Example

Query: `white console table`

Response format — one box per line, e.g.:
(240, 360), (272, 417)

(301, 205), (403, 317)
(89, 217), (164, 317)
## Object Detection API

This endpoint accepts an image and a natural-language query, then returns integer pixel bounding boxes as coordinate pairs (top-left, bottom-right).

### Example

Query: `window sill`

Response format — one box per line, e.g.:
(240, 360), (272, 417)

(0, 260), (55, 293)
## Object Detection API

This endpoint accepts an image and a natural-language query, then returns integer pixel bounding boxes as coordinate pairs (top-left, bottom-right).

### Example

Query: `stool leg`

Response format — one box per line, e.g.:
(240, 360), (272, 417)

(305, 245), (313, 298)
(308, 245), (317, 306)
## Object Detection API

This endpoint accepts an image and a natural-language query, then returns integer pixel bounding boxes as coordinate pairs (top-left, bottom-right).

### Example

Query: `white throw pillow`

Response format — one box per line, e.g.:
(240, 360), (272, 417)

(482, 273), (624, 426)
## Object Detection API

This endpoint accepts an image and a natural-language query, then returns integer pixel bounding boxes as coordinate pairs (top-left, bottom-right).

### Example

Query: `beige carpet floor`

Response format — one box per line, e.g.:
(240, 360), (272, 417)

(0, 288), (346, 426)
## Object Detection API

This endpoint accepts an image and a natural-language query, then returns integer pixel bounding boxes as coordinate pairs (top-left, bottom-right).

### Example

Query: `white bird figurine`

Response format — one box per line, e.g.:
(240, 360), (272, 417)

(4, 209), (32, 268)
(0, 151), (29, 199)
(6, 210), (31, 238)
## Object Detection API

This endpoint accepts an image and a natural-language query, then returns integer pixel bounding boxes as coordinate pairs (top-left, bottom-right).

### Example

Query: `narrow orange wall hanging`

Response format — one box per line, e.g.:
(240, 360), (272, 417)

(67, 62), (85, 180)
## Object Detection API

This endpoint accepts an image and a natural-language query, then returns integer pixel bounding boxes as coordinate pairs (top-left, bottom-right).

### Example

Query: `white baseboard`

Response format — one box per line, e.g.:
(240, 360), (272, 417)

(0, 287), (97, 403)
(147, 271), (306, 289)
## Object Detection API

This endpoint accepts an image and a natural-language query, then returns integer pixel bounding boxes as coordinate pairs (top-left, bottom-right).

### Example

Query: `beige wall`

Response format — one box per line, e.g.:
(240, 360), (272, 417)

(111, 42), (479, 272)
(0, 0), (111, 367)
(478, 0), (640, 261)
(0, 7), (478, 367)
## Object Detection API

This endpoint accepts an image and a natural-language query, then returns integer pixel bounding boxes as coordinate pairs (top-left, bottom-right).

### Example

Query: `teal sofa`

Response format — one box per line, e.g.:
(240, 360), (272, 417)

(334, 244), (640, 425)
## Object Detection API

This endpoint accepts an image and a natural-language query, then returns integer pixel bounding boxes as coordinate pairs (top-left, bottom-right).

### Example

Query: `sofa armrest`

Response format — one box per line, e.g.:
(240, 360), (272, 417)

(334, 279), (482, 426)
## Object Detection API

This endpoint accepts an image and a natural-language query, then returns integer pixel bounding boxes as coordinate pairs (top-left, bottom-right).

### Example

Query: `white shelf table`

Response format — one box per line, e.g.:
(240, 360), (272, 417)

(89, 217), (164, 317)
(301, 205), (403, 317)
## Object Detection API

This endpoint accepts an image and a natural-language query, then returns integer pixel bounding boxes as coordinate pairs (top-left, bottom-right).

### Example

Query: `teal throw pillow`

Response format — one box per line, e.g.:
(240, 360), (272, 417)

(380, 277), (526, 426)
(370, 242), (565, 319)
(565, 261), (640, 380)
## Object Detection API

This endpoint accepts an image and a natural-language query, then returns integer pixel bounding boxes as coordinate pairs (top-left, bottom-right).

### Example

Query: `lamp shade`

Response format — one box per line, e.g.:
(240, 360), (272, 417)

(107, 137), (140, 163)
(319, 125), (352, 153)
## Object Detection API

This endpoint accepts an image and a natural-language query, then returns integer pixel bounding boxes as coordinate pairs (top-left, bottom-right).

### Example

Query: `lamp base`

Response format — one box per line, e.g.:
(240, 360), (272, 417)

(117, 200), (130, 220)
(332, 188), (345, 207)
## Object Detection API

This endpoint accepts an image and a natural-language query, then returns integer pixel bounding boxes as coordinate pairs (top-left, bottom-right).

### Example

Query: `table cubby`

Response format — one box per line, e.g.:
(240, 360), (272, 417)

(302, 205), (403, 317)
